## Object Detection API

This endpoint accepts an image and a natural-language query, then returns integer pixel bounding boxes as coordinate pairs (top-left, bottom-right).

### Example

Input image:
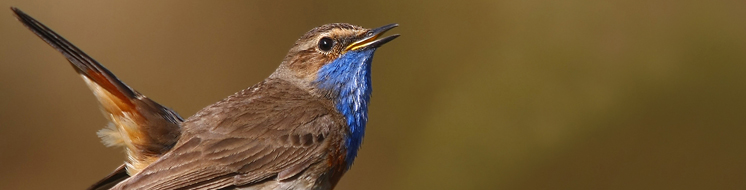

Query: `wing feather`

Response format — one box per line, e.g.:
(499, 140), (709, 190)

(113, 80), (345, 189)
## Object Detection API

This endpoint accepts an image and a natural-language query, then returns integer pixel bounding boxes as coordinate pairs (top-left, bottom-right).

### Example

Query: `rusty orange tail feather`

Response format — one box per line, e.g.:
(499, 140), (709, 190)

(12, 7), (184, 187)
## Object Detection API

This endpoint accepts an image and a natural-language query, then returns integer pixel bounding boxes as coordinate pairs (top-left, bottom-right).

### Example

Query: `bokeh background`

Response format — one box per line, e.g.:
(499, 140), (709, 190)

(1, 0), (745, 189)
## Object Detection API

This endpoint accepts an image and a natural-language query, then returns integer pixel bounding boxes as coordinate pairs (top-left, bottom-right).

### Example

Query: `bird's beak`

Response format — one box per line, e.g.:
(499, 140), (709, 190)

(346, 23), (400, 51)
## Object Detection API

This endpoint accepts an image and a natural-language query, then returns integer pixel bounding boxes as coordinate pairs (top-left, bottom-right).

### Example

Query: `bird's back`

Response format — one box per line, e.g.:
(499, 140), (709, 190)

(113, 78), (350, 190)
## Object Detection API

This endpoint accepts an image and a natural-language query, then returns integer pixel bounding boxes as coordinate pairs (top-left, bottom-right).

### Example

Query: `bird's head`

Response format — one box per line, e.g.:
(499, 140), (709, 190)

(271, 23), (399, 98)
(271, 23), (398, 168)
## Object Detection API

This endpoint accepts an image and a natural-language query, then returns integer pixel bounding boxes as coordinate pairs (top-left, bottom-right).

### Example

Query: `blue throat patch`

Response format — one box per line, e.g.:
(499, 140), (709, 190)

(315, 49), (376, 169)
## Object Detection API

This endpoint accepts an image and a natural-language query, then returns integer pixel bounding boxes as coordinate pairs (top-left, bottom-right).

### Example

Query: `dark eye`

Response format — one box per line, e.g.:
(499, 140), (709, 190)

(318, 37), (334, 52)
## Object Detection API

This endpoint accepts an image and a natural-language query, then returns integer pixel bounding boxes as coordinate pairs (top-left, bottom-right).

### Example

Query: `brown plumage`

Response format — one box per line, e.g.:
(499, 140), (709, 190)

(12, 7), (398, 190)
(114, 79), (348, 189)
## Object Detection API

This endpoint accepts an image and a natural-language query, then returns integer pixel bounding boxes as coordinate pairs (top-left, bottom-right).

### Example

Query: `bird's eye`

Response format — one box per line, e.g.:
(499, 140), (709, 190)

(318, 37), (334, 52)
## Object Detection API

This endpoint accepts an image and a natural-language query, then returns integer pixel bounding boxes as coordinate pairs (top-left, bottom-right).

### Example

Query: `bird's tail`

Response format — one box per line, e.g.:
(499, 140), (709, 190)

(11, 7), (182, 178)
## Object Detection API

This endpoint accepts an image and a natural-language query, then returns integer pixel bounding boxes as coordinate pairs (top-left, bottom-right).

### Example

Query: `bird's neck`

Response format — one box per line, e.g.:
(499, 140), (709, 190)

(315, 49), (375, 169)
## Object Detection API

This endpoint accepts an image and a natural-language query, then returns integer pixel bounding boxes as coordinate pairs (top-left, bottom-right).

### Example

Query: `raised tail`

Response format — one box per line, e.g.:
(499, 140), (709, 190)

(11, 7), (183, 188)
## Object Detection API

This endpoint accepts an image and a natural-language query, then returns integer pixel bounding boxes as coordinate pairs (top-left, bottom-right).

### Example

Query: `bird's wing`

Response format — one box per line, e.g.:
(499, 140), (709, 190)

(11, 7), (183, 182)
(115, 80), (347, 190)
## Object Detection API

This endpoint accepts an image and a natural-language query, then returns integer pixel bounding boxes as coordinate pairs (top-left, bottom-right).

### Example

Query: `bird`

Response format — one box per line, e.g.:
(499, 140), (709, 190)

(12, 7), (398, 190)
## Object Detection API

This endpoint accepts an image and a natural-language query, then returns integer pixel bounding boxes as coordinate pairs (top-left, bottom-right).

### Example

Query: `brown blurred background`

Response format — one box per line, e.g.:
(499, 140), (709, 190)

(1, 0), (745, 189)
